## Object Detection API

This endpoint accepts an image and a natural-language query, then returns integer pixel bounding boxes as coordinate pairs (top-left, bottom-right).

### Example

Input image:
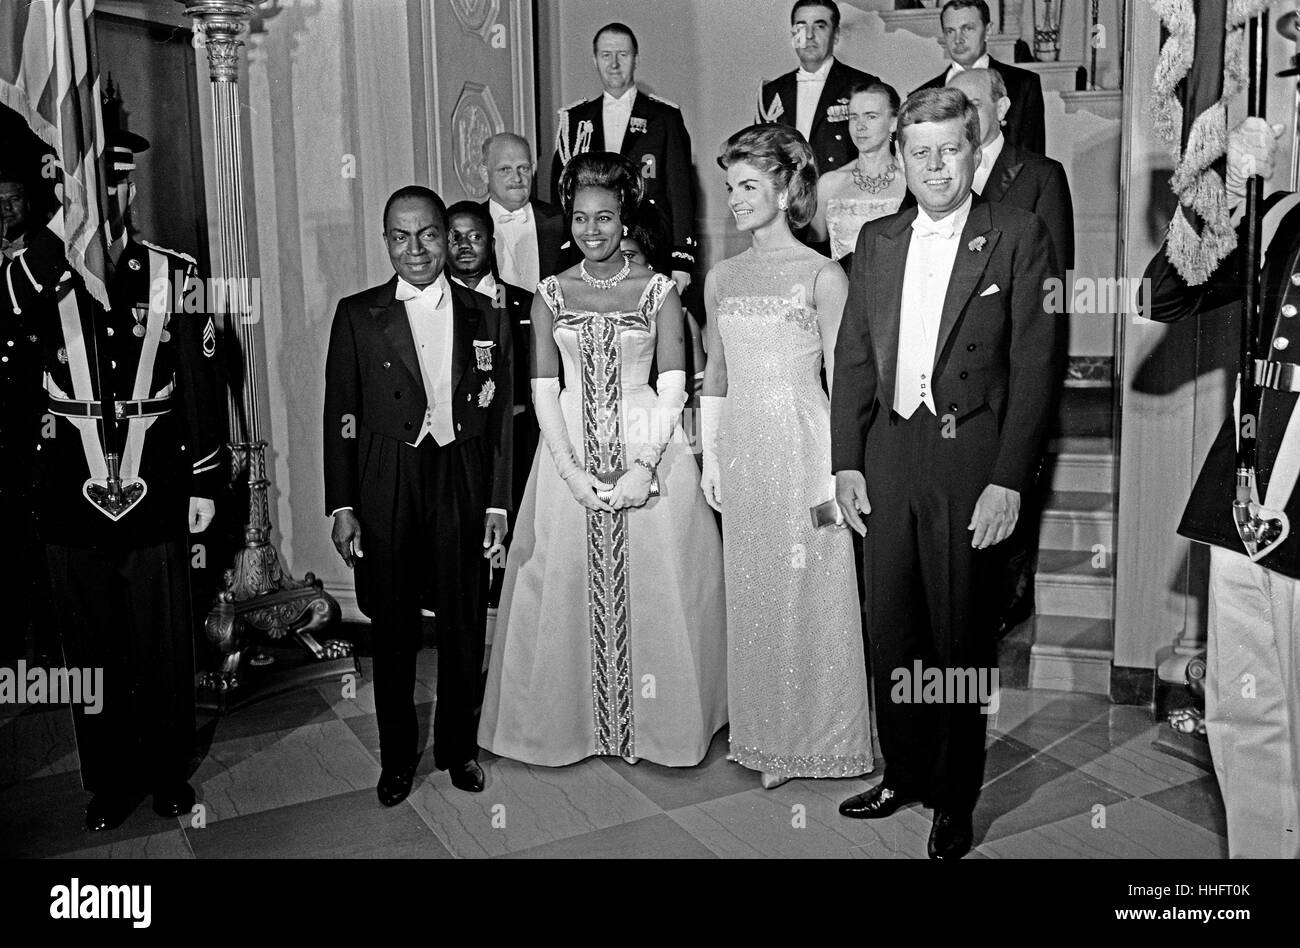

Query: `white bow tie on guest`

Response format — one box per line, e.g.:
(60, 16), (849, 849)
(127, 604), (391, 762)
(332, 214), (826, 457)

(911, 214), (961, 240)
(796, 72), (821, 82)
(497, 208), (528, 225)
(395, 279), (445, 304)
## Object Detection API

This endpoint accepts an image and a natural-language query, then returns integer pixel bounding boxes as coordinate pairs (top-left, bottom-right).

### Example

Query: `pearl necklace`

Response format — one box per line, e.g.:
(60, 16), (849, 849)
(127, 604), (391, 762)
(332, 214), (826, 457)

(851, 158), (898, 194)
(580, 258), (631, 290)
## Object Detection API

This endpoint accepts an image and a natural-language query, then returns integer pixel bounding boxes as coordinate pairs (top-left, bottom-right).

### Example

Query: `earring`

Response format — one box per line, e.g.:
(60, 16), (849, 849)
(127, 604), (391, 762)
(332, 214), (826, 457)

(778, 195), (789, 211)
(623, 225), (629, 236)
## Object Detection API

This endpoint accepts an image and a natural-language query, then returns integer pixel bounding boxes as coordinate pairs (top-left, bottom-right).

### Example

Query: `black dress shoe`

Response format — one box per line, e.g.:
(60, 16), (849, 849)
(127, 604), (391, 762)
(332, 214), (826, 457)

(152, 782), (195, 818)
(449, 759), (484, 793)
(377, 762), (418, 807)
(928, 810), (974, 859)
(838, 784), (919, 819)
(85, 792), (137, 832)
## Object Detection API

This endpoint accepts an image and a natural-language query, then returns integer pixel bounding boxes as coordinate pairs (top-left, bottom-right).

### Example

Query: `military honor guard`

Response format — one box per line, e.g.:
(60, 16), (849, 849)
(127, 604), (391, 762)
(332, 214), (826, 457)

(23, 99), (225, 831)
(1144, 115), (1300, 858)
(757, 1), (882, 179)
(550, 22), (697, 291)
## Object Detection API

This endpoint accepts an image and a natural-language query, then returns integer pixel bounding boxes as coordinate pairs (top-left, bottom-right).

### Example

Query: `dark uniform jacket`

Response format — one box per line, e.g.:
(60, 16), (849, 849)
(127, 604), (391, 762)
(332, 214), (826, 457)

(916, 56), (1047, 156)
(758, 58), (882, 176)
(550, 89), (697, 271)
(13, 233), (225, 550)
(1143, 192), (1300, 580)
(322, 274), (514, 517)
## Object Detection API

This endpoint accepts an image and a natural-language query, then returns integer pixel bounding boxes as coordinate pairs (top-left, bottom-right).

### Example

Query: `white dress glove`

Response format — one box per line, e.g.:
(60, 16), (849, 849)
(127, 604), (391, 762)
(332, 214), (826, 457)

(699, 394), (723, 512)
(532, 377), (611, 511)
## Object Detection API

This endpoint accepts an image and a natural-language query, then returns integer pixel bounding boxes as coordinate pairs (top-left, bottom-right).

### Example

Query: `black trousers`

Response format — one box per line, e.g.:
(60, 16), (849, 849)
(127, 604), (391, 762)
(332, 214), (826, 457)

(862, 408), (1004, 813)
(356, 435), (487, 771)
(45, 538), (196, 795)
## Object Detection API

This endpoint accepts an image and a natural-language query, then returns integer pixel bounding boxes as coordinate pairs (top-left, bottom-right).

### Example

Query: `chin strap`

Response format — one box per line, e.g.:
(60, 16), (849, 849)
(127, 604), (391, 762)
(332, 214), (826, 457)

(531, 377), (582, 481)
(633, 370), (688, 470)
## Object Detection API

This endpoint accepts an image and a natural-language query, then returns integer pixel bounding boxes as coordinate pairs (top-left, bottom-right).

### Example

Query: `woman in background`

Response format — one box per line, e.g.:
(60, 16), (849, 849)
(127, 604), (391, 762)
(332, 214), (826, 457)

(809, 80), (904, 260)
(700, 125), (872, 788)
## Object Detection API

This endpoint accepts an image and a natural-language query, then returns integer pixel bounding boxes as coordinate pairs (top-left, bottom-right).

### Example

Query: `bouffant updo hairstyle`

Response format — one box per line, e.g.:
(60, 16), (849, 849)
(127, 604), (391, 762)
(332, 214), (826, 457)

(558, 151), (646, 226)
(717, 124), (819, 229)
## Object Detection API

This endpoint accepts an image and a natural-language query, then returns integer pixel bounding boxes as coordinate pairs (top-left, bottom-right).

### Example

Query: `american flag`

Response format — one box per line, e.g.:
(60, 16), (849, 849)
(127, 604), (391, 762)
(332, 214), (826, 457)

(0, 0), (113, 306)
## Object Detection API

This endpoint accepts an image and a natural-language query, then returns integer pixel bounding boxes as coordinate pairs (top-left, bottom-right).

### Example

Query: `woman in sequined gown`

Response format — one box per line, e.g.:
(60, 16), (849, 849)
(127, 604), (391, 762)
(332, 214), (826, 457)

(479, 153), (727, 768)
(700, 126), (872, 787)
(809, 81), (905, 260)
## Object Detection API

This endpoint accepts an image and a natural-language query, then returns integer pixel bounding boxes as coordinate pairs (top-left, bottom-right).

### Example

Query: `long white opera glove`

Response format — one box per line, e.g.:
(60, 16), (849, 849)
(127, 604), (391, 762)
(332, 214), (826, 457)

(699, 394), (723, 512)
(633, 369), (688, 470)
(532, 377), (582, 481)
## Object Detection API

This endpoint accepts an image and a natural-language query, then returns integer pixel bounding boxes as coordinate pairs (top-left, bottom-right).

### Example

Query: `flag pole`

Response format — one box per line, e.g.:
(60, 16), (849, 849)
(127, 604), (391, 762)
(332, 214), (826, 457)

(1233, 10), (1270, 552)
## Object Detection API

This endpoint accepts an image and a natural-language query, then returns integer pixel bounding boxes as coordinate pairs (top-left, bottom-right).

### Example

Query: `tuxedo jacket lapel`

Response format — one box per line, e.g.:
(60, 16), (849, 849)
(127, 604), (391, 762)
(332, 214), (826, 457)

(983, 142), (1024, 203)
(451, 284), (483, 394)
(872, 207), (917, 408)
(935, 198), (1000, 371)
(373, 279), (422, 389)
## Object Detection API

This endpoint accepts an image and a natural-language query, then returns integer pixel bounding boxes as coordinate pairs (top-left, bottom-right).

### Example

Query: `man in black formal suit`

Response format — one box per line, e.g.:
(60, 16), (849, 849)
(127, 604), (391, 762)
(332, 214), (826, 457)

(949, 66), (1073, 635)
(324, 186), (513, 804)
(757, 0), (881, 177)
(831, 88), (1062, 858)
(550, 22), (696, 292)
(479, 133), (566, 290)
(914, 0), (1046, 155)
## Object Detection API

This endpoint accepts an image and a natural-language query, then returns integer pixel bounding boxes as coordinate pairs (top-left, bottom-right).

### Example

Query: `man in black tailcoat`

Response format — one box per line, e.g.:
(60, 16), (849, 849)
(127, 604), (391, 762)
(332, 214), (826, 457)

(831, 88), (1061, 858)
(324, 186), (512, 804)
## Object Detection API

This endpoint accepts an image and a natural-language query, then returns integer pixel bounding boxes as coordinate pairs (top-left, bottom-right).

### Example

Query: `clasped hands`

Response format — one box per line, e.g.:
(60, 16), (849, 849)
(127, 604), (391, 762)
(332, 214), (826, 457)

(564, 466), (654, 512)
(834, 471), (1020, 549)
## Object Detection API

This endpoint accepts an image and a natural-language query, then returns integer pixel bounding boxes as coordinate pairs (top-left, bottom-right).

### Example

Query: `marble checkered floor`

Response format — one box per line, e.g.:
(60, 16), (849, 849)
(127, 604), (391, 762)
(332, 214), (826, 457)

(0, 653), (1228, 859)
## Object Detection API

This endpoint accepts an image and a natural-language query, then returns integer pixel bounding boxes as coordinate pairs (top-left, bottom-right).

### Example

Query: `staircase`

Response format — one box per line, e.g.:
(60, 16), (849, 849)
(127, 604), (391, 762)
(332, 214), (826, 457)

(1020, 380), (1117, 695)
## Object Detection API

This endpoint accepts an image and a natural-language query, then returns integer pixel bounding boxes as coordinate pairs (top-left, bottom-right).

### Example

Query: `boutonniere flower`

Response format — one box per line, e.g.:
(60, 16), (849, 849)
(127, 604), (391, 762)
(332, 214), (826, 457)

(629, 117), (648, 135)
(968, 236), (987, 253)
(477, 379), (496, 408)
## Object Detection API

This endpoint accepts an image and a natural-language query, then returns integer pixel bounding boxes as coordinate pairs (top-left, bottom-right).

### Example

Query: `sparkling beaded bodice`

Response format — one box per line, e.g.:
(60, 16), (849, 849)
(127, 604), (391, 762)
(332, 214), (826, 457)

(714, 246), (829, 395)
(826, 195), (902, 260)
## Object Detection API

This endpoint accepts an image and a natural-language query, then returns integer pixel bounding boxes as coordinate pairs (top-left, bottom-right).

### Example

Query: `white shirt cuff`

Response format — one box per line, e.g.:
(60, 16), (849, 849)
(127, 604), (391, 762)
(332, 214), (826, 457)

(330, 507), (353, 518)
(486, 507), (509, 522)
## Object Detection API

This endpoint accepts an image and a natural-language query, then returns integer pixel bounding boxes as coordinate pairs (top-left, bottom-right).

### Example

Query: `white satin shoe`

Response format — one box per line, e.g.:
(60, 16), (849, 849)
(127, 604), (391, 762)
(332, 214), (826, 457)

(622, 755), (640, 765)
(760, 771), (790, 790)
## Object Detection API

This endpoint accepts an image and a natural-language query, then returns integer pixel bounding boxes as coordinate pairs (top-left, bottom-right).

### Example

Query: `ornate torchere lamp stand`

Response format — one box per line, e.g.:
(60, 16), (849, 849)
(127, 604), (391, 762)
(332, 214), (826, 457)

(183, 0), (350, 706)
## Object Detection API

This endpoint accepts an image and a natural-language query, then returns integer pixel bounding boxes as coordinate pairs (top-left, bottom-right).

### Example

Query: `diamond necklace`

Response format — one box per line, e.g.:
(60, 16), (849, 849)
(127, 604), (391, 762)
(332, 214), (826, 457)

(851, 158), (898, 194)
(580, 257), (631, 290)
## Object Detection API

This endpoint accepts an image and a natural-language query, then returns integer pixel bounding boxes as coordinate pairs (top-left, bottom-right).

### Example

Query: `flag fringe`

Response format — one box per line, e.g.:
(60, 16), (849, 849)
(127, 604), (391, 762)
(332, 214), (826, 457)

(1149, 0), (1270, 285)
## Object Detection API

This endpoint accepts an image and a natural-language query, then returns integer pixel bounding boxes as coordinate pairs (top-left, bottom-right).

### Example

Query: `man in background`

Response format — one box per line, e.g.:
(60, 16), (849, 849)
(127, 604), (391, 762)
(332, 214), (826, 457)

(914, 0), (1046, 155)
(479, 133), (566, 292)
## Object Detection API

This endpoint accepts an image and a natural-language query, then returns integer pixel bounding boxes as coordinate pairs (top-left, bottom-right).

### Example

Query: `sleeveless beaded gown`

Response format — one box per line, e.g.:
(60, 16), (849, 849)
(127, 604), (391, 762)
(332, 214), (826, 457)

(712, 246), (873, 778)
(826, 196), (903, 260)
(478, 273), (728, 767)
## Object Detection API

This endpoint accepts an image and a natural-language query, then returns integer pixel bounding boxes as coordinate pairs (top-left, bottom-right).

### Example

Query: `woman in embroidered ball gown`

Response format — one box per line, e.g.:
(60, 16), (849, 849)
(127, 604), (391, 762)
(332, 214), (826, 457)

(700, 125), (872, 789)
(479, 153), (727, 768)
(809, 81), (905, 260)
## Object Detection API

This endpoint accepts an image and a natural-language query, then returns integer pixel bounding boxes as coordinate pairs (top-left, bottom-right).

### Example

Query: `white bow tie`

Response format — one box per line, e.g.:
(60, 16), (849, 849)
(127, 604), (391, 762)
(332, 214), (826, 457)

(796, 71), (824, 82)
(395, 279), (443, 303)
(912, 215), (960, 240)
(497, 208), (528, 225)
